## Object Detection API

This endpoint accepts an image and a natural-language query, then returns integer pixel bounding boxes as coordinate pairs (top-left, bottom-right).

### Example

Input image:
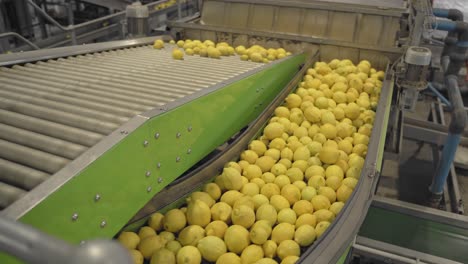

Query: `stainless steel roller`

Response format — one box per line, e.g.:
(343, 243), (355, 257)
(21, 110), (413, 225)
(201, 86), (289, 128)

(0, 43), (264, 209)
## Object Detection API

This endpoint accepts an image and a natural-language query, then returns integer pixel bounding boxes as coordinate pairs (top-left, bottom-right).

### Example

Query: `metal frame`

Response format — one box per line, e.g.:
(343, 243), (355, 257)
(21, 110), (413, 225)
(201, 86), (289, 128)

(354, 236), (462, 264)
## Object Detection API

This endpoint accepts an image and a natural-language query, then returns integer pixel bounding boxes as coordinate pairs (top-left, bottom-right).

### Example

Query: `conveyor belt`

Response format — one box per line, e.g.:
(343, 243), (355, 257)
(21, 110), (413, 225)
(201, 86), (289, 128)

(0, 44), (264, 209)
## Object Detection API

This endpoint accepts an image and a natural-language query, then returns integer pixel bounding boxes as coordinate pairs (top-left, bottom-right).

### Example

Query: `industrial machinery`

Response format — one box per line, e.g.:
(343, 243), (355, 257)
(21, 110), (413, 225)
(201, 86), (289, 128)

(0, 0), (467, 264)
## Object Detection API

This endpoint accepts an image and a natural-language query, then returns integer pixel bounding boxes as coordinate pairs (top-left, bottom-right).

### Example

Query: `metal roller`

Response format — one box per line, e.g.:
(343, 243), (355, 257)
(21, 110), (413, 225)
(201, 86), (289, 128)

(0, 182), (26, 209)
(0, 124), (86, 159)
(0, 158), (49, 190)
(0, 98), (119, 135)
(0, 110), (103, 147)
(0, 90), (129, 124)
(0, 83), (139, 118)
(0, 139), (70, 174)
(0, 76), (153, 113)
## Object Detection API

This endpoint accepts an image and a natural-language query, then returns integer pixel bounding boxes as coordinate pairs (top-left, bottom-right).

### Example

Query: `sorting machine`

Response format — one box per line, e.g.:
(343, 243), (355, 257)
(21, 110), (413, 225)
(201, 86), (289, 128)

(0, 0), (467, 263)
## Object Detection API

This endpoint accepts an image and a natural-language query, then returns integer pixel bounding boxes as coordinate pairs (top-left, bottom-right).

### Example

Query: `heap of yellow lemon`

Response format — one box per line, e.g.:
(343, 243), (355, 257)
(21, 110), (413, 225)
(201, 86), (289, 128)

(153, 39), (292, 63)
(118, 58), (384, 264)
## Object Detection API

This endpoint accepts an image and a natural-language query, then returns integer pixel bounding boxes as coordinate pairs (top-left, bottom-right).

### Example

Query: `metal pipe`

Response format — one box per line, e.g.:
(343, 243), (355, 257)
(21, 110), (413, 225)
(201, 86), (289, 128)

(27, 0), (69, 31)
(0, 109), (103, 147)
(67, 0), (77, 45)
(0, 183), (26, 209)
(0, 123), (86, 160)
(427, 83), (451, 109)
(353, 244), (428, 264)
(0, 158), (49, 191)
(433, 8), (464, 21)
(0, 216), (132, 264)
(0, 32), (40, 50)
(0, 139), (70, 174)
(430, 76), (467, 196)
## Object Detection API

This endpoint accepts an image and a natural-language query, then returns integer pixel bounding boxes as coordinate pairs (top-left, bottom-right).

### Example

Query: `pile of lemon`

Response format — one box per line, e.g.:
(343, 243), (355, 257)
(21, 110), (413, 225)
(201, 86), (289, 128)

(118, 59), (384, 264)
(154, 0), (178, 10)
(153, 39), (291, 63)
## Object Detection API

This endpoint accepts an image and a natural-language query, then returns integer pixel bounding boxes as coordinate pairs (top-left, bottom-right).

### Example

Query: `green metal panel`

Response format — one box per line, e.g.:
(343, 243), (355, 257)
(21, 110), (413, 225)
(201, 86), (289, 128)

(11, 54), (305, 248)
(359, 207), (468, 263)
(336, 246), (351, 264)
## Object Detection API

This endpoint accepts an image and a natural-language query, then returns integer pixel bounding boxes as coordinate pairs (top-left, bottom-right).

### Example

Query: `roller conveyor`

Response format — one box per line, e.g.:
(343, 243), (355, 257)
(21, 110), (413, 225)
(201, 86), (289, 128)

(0, 44), (265, 209)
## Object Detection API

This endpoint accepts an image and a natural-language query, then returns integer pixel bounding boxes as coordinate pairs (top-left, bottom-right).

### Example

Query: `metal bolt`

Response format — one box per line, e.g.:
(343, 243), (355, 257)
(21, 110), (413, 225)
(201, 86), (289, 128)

(157, 162), (161, 168)
(145, 171), (151, 177)
(147, 186), (152, 192)
(187, 148), (192, 154)
(143, 140), (149, 147)
(176, 156), (181, 162)
(100, 220), (106, 228)
(72, 213), (78, 221)
(158, 177), (163, 183)
(155, 133), (160, 139)
(94, 194), (101, 202)
(187, 126), (192, 132)
(176, 132), (181, 138)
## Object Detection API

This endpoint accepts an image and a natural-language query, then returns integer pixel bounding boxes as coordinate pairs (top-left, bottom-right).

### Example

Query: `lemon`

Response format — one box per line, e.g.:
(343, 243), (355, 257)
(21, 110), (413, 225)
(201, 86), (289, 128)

(329, 202), (345, 216)
(348, 156), (365, 170)
(275, 106), (290, 118)
(187, 200), (211, 227)
(202, 183), (221, 201)
(270, 164), (287, 176)
(289, 112), (304, 125)
(205, 220), (228, 239)
(160, 231), (175, 244)
(307, 175), (326, 189)
(256, 204), (278, 226)
(164, 209), (186, 233)
(260, 182), (280, 198)
(332, 91), (347, 104)
(253, 194), (270, 210)
(221, 167), (243, 191)
(272, 223), (295, 244)
(307, 156), (322, 166)
(148, 212), (164, 232)
(325, 165), (344, 180)
(172, 49), (184, 60)
(337, 140), (353, 154)
(264, 122), (285, 140)
(293, 127), (308, 138)
(256, 258), (279, 264)
(352, 144), (368, 157)
(153, 39), (164, 49)
(139, 226), (156, 240)
(325, 176), (342, 191)
(250, 220), (272, 244)
(281, 256), (300, 264)
(321, 111), (336, 125)
(285, 168), (304, 183)
(337, 185), (353, 202)
(130, 249), (144, 264)
(118, 231), (140, 250)
(187, 191), (215, 207)
(177, 40), (185, 47)
(301, 186), (317, 201)
(208, 47), (221, 58)
(270, 195), (291, 212)
(342, 177), (358, 189)
(318, 186), (337, 203)
(313, 209), (335, 223)
(262, 240), (277, 259)
(270, 138), (287, 150)
(138, 235), (165, 259)
(150, 248), (175, 264)
(294, 225), (316, 247)
(197, 236), (226, 262)
(285, 94), (302, 109)
(240, 245), (264, 264)
(336, 122), (354, 138)
(249, 140), (267, 156)
(250, 52), (263, 62)
(292, 200), (313, 216)
(277, 240), (300, 260)
(224, 225), (250, 254)
(305, 165), (325, 179)
(315, 221), (331, 238)
(216, 252), (241, 264)
(242, 182), (260, 196)
(304, 106), (322, 123)
(240, 54), (249, 61)
(287, 140), (303, 152)
(244, 164), (263, 180)
(256, 156), (276, 172)
(278, 158), (292, 169)
(353, 133), (369, 145)
(251, 178), (266, 189)
(280, 184), (301, 205)
(233, 196), (255, 211)
(323, 140), (338, 149)
(345, 103), (361, 120)
(292, 180), (307, 191)
(311, 194), (331, 210)
(241, 150), (259, 164)
(318, 146), (340, 164)
(277, 208), (297, 224)
(293, 146), (310, 161)
(272, 175), (289, 189)
(178, 225), (205, 246)
(231, 205), (256, 228)
(211, 202), (232, 222)
(177, 246), (201, 264)
(295, 213), (317, 229)
(320, 124), (337, 139)
(314, 97), (329, 109)
(166, 240), (182, 254)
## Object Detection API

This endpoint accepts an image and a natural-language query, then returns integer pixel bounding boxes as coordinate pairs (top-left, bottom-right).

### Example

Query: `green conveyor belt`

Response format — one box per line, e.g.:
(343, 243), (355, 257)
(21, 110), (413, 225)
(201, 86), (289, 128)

(359, 206), (468, 263)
